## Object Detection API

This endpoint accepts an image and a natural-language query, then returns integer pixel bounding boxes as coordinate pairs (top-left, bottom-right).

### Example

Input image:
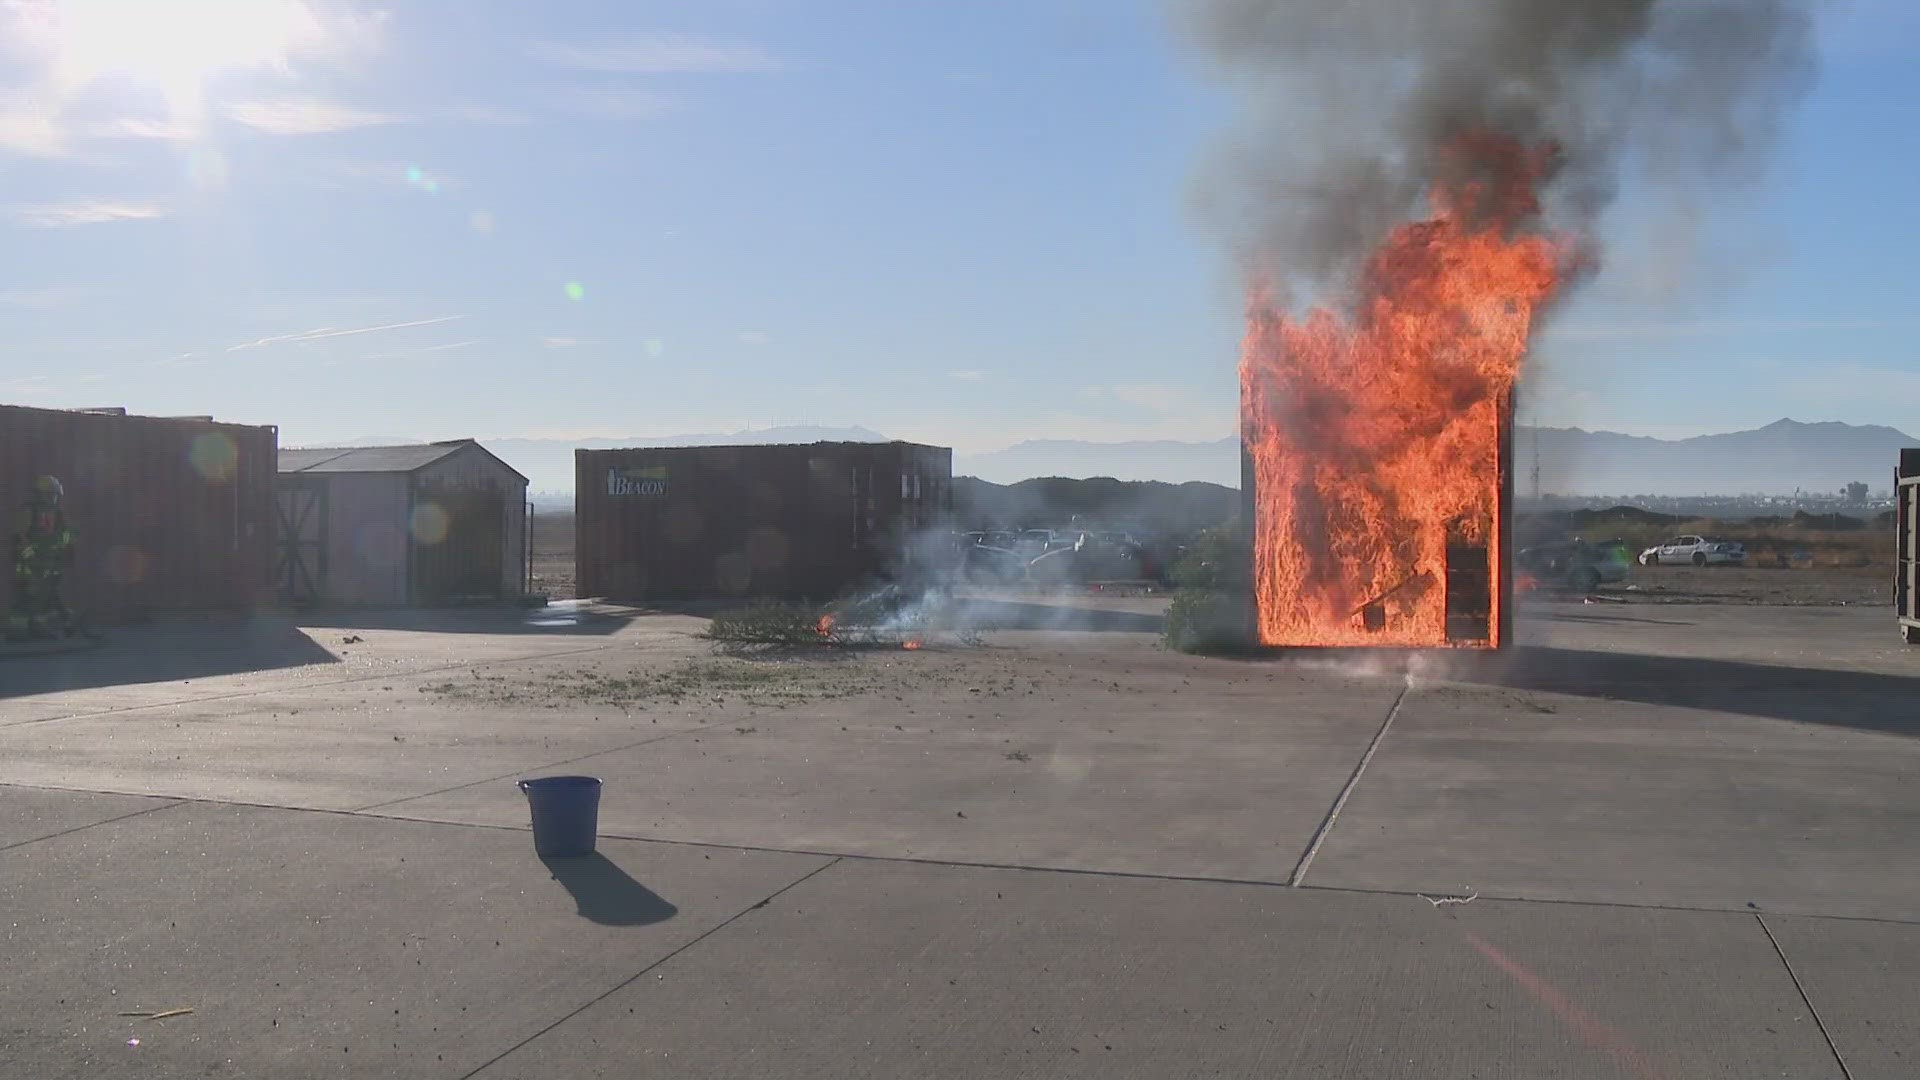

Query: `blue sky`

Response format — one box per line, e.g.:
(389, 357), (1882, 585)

(0, 0), (1914, 451)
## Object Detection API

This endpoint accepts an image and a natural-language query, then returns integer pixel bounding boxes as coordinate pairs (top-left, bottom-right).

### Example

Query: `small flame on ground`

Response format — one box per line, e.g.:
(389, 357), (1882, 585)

(902, 638), (923, 651)
(815, 614), (835, 638)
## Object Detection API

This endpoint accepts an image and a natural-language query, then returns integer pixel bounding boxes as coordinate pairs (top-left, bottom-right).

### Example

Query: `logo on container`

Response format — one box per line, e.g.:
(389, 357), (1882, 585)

(608, 465), (668, 497)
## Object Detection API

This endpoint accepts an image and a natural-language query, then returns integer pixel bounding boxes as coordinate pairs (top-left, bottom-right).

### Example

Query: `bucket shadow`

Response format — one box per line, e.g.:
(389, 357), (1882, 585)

(540, 853), (678, 926)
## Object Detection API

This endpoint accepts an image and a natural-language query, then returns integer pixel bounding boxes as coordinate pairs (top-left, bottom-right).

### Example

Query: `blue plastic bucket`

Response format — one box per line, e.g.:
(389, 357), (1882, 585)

(518, 775), (602, 857)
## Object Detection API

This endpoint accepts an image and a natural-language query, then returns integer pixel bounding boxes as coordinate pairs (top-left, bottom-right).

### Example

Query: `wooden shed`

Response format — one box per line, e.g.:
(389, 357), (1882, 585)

(276, 440), (528, 607)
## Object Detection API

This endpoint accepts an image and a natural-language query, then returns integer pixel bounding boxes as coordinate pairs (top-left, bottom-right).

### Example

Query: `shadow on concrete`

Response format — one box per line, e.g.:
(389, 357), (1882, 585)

(0, 619), (337, 701)
(1461, 646), (1920, 735)
(298, 600), (638, 637)
(944, 598), (1165, 633)
(1211, 644), (1920, 734)
(541, 853), (678, 926)
(1536, 610), (1701, 627)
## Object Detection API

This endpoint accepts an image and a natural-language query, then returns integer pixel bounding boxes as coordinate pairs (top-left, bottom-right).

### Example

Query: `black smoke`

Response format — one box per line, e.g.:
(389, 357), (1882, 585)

(1180, 0), (1819, 305)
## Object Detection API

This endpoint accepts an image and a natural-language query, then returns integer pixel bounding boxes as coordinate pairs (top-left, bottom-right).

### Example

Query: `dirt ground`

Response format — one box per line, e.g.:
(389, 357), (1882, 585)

(530, 509), (575, 600)
(1607, 562), (1889, 606)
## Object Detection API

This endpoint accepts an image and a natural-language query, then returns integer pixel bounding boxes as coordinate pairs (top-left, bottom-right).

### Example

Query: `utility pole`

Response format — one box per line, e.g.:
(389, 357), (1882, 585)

(1530, 422), (1541, 501)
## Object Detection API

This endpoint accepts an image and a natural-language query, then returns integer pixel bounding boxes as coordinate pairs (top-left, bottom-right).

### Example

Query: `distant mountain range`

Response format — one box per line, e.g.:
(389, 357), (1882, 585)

(954, 419), (1919, 496)
(1524, 419), (1918, 497)
(296, 426), (888, 505)
(954, 476), (1239, 532)
(954, 438), (1241, 488)
(316, 418), (1919, 499)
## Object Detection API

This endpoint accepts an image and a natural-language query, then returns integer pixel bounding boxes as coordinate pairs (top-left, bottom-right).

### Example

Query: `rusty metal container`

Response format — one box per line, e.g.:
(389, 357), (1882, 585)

(1899, 447), (1919, 644)
(1, 404), (278, 624)
(575, 441), (952, 601)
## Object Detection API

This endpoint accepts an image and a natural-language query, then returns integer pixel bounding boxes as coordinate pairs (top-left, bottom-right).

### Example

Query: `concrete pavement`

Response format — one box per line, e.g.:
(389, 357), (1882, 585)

(2, 599), (1915, 1077)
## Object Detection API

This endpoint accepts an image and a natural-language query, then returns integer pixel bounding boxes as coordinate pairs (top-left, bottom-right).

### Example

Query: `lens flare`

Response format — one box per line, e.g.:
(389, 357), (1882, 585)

(409, 502), (449, 545)
(188, 432), (237, 482)
(104, 545), (148, 585)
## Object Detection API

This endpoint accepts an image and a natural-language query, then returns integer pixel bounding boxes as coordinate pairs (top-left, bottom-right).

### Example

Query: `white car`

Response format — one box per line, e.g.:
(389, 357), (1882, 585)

(1639, 535), (1746, 567)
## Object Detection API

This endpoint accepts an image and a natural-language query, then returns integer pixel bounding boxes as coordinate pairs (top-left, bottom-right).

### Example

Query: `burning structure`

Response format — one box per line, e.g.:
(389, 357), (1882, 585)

(1241, 135), (1553, 647)
(1187, 0), (1815, 649)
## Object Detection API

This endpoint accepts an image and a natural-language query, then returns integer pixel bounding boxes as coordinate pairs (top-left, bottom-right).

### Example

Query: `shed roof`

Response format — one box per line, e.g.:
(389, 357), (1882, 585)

(279, 439), (527, 482)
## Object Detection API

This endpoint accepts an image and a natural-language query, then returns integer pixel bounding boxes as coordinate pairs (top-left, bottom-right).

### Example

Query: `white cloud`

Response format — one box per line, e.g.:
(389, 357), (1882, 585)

(10, 201), (165, 227)
(1081, 384), (1210, 413)
(0, 106), (67, 159)
(227, 315), (465, 352)
(545, 88), (681, 119)
(1544, 319), (1909, 341)
(0, 287), (84, 309)
(0, 376), (52, 396)
(451, 105), (532, 126)
(947, 369), (987, 381)
(532, 31), (782, 74)
(227, 98), (401, 136)
(542, 336), (596, 349)
(737, 330), (772, 346)
(89, 117), (200, 140)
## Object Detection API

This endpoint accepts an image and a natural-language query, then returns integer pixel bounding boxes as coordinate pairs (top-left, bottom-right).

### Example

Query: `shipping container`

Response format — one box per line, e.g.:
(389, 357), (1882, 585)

(276, 440), (529, 607)
(1898, 447), (1919, 644)
(0, 404), (277, 624)
(576, 441), (953, 601)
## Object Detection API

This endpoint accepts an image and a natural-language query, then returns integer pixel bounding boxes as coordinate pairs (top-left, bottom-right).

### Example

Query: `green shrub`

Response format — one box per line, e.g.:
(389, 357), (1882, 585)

(1169, 526), (1251, 591)
(1163, 526), (1254, 652)
(1164, 589), (1251, 652)
(702, 603), (825, 649)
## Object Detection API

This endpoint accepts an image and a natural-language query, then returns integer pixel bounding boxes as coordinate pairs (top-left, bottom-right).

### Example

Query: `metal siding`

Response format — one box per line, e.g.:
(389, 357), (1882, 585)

(575, 441), (951, 601)
(315, 473), (409, 606)
(0, 404), (276, 623)
(412, 444), (529, 597)
(1898, 450), (1919, 631)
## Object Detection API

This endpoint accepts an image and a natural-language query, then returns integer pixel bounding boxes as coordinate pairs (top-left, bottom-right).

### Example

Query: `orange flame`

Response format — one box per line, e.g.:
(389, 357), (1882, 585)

(815, 614), (835, 638)
(1242, 134), (1567, 648)
(902, 638), (923, 651)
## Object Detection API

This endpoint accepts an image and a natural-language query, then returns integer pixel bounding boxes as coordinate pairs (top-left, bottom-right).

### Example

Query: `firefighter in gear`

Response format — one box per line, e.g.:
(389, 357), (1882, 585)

(8, 476), (77, 640)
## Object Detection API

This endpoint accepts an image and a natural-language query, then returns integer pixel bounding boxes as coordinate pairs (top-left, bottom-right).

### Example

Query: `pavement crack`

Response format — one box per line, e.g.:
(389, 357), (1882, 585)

(1756, 914), (1854, 1080)
(0, 798), (187, 855)
(457, 856), (844, 1080)
(1288, 681), (1408, 887)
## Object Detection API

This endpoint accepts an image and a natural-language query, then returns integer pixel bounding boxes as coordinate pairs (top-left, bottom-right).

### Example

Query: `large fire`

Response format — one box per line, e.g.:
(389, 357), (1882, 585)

(1241, 134), (1568, 648)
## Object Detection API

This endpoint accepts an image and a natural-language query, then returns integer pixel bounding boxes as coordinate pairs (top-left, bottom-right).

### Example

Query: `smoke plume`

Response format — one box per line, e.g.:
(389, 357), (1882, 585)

(1180, 0), (1818, 304)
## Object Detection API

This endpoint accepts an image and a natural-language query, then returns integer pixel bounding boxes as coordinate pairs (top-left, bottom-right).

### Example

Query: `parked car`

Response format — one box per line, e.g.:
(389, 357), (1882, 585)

(1016, 529), (1080, 556)
(1517, 538), (1631, 592)
(962, 542), (1029, 586)
(1027, 533), (1150, 586)
(1639, 535), (1746, 566)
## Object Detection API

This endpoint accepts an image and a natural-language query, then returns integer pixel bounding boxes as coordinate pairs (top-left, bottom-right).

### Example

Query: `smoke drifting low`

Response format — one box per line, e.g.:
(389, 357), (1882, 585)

(1180, 0), (1818, 304)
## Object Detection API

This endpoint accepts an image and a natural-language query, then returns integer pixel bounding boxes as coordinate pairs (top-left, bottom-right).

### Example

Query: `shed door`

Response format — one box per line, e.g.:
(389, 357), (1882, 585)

(274, 480), (327, 606)
(413, 492), (504, 601)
